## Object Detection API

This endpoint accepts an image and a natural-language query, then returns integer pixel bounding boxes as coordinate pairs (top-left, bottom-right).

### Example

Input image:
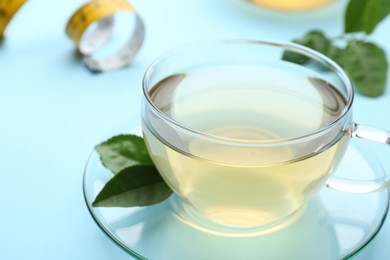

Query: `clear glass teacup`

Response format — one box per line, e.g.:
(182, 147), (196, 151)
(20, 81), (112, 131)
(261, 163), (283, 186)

(141, 40), (390, 234)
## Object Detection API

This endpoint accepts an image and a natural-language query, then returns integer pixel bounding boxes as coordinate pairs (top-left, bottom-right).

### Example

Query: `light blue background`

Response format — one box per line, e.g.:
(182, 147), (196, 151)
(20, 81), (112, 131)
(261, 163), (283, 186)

(1, 0), (390, 259)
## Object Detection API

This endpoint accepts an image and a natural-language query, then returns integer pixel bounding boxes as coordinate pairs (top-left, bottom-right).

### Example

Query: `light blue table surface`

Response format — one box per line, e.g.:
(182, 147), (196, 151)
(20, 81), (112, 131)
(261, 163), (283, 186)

(1, 0), (390, 259)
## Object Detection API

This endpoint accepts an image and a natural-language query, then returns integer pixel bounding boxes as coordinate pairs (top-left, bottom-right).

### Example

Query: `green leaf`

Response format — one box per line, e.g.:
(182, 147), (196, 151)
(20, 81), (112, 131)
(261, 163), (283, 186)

(363, 0), (390, 34)
(344, 0), (368, 33)
(294, 30), (331, 55)
(283, 31), (342, 65)
(345, 0), (390, 34)
(92, 165), (173, 207)
(325, 44), (343, 65)
(341, 41), (388, 97)
(282, 49), (309, 65)
(95, 134), (154, 174)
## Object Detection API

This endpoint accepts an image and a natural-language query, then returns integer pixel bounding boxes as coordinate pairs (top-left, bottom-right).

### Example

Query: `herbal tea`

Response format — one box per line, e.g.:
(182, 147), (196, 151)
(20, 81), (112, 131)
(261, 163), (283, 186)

(143, 64), (349, 228)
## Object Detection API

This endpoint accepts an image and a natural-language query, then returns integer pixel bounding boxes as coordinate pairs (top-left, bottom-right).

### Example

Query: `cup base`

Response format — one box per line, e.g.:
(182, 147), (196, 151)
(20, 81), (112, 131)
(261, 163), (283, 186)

(169, 195), (306, 237)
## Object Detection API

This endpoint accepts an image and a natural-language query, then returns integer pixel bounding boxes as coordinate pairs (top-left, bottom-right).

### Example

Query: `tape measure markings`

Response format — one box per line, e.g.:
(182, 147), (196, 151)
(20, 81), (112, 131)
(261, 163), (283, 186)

(78, 16), (114, 55)
(66, 0), (134, 45)
(83, 13), (144, 71)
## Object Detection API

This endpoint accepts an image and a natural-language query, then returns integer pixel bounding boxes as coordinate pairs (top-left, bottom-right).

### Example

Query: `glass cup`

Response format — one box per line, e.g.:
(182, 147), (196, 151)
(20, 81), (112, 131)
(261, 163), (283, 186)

(141, 40), (390, 235)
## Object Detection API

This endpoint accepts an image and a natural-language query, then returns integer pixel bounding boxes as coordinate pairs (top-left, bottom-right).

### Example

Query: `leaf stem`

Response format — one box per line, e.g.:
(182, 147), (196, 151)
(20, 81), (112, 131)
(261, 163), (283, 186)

(330, 32), (366, 42)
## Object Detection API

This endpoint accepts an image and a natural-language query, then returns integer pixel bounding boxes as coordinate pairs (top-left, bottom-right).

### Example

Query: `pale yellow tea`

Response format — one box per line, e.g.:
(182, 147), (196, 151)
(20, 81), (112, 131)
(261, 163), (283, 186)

(143, 64), (348, 228)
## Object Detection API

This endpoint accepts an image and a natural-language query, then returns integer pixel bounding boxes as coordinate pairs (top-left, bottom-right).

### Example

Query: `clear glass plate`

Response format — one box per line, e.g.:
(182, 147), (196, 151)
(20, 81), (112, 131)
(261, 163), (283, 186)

(83, 127), (389, 259)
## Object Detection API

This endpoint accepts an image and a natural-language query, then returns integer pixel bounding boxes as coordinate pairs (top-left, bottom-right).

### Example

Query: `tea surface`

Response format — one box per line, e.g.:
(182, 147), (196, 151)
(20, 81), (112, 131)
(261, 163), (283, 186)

(143, 64), (348, 228)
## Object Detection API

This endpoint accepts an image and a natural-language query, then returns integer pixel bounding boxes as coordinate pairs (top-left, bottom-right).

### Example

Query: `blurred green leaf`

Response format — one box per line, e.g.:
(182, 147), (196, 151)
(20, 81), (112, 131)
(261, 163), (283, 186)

(345, 0), (390, 34)
(294, 30), (331, 54)
(344, 0), (368, 33)
(283, 31), (342, 64)
(363, 0), (390, 34)
(282, 49), (309, 65)
(341, 41), (388, 97)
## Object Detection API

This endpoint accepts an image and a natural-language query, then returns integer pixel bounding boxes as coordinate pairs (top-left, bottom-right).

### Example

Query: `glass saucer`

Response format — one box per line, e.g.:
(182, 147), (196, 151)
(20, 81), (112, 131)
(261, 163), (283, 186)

(83, 129), (389, 259)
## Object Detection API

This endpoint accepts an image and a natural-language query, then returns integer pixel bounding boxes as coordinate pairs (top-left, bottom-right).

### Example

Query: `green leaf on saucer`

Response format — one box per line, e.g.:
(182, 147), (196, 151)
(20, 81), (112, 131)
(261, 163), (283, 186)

(95, 134), (154, 174)
(341, 41), (388, 97)
(92, 165), (173, 207)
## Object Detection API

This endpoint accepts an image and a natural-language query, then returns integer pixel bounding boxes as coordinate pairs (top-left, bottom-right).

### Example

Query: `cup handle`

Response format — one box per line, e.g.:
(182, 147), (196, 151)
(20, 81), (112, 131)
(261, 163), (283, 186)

(327, 123), (390, 193)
